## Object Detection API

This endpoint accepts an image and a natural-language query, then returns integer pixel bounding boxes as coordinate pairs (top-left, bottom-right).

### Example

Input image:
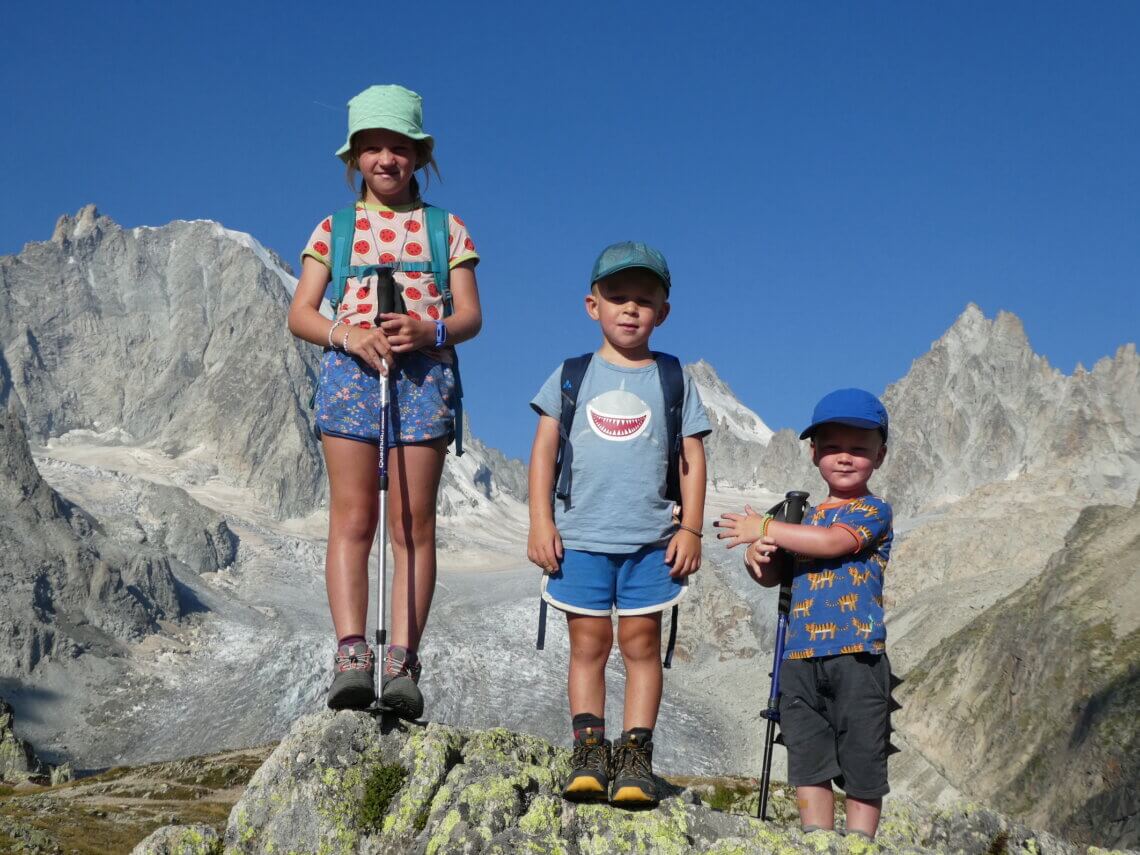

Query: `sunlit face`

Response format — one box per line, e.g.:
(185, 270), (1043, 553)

(353, 128), (417, 205)
(811, 423), (887, 498)
(585, 269), (670, 352)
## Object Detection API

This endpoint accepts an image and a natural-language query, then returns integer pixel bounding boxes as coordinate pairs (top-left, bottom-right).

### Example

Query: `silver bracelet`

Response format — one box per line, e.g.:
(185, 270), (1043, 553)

(327, 320), (343, 348)
(341, 328), (352, 353)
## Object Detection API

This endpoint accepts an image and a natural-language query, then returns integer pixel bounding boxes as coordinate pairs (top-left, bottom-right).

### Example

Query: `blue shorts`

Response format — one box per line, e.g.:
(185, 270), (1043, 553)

(314, 349), (456, 447)
(541, 545), (687, 616)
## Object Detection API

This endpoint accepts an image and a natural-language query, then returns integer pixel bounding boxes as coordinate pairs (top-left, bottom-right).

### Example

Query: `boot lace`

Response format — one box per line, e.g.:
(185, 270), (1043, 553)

(571, 739), (610, 778)
(334, 644), (374, 673)
(613, 739), (652, 781)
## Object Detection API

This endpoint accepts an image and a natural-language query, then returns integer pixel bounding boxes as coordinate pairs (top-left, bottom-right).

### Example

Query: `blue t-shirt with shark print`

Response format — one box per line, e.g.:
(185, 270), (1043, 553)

(783, 495), (893, 660)
(531, 354), (711, 553)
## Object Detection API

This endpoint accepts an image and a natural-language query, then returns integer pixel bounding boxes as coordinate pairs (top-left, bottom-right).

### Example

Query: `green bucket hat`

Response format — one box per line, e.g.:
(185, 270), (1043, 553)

(336, 84), (434, 166)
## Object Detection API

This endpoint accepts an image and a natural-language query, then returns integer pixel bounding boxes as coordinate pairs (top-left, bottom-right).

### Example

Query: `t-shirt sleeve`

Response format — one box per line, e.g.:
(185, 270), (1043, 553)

(530, 366), (563, 419)
(301, 216), (334, 269)
(831, 497), (893, 552)
(447, 213), (480, 269)
(681, 372), (712, 438)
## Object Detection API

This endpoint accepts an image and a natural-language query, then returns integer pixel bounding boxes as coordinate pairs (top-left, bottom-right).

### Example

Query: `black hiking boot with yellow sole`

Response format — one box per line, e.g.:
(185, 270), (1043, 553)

(610, 730), (658, 807)
(561, 728), (611, 803)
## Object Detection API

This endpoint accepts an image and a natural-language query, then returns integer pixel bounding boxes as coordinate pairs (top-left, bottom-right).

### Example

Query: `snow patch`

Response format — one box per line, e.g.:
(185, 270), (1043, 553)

(693, 378), (773, 445)
(215, 225), (299, 300)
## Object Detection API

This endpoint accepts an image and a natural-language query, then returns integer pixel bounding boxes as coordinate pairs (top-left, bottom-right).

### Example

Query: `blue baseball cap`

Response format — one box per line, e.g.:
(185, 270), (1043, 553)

(800, 388), (889, 441)
(590, 241), (671, 294)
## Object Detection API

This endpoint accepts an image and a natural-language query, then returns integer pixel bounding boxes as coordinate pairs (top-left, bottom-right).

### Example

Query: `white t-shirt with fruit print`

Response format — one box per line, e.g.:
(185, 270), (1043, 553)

(302, 201), (478, 361)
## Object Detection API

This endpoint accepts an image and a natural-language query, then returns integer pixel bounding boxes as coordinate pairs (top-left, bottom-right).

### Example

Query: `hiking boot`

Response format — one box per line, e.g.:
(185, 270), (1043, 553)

(561, 728), (611, 802)
(610, 730), (658, 806)
(380, 646), (424, 721)
(327, 641), (375, 711)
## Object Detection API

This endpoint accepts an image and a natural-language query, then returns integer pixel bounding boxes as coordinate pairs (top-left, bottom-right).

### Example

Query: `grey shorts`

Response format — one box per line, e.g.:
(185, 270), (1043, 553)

(778, 652), (891, 799)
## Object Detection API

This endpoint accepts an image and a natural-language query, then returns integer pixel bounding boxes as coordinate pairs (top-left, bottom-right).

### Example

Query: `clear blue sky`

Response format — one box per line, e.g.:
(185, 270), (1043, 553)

(3, 2), (1137, 461)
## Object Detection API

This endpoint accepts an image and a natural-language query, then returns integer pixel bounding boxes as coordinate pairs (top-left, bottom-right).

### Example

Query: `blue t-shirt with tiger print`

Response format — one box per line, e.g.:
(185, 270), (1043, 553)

(782, 495), (893, 660)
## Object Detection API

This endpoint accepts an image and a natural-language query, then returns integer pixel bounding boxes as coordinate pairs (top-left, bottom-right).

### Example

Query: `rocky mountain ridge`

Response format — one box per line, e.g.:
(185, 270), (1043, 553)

(2, 207), (1139, 850)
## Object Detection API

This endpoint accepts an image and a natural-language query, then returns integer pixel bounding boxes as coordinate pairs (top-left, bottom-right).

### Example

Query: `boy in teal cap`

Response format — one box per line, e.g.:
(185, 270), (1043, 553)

(527, 241), (711, 806)
(718, 388), (893, 839)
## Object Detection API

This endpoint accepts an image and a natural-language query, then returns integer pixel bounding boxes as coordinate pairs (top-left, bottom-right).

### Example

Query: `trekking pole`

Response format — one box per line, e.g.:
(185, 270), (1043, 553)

(373, 271), (396, 701)
(757, 489), (809, 821)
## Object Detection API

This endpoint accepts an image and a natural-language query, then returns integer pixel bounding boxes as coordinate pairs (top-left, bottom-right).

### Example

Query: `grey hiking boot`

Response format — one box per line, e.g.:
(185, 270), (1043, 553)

(380, 646), (423, 720)
(561, 728), (611, 802)
(610, 730), (658, 806)
(327, 641), (375, 711)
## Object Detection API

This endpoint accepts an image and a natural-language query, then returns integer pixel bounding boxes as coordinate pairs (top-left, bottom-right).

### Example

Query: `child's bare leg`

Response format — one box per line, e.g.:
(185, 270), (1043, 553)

(322, 435), (380, 638)
(567, 614), (613, 716)
(797, 784), (835, 830)
(617, 613), (662, 729)
(387, 438), (448, 651)
(845, 796), (882, 838)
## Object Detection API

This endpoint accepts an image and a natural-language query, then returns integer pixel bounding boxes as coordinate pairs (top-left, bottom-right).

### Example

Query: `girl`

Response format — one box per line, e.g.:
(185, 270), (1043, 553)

(287, 84), (482, 718)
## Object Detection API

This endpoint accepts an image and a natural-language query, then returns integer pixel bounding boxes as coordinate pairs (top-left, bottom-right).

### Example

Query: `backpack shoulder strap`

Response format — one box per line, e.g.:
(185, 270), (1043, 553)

(420, 204), (467, 455)
(654, 352), (685, 504)
(554, 353), (593, 503)
(325, 205), (358, 315)
(423, 205), (452, 316)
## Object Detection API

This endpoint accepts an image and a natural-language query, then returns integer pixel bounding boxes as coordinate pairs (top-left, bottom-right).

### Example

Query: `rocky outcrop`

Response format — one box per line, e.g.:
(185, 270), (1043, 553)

(124, 713), (1126, 854)
(0, 698), (43, 782)
(896, 492), (1140, 849)
(0, 206), (324, 519)
(877, 305), (1140, 515)
(0, 409), (182, 674)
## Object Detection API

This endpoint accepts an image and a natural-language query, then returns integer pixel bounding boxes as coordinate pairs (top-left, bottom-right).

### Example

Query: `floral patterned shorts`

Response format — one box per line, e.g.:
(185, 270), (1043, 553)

(314, 350), (456, 447)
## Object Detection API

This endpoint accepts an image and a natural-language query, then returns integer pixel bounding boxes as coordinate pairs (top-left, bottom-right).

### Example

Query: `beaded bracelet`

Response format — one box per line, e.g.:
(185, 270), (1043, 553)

(678, 523), (703, 538)
(327, 320), (343, 348)
(761, 514), (775, 538)
(341, 328), (352, 353)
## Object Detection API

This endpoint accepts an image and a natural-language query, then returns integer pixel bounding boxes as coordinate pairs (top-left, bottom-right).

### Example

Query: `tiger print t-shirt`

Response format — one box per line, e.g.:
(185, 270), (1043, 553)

(302, 201), (478, 362)
(782, 495), (893, 660)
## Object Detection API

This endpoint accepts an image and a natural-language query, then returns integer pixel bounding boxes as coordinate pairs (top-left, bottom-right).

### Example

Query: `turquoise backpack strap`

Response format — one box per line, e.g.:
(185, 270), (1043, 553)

(325, 205), (359, 315)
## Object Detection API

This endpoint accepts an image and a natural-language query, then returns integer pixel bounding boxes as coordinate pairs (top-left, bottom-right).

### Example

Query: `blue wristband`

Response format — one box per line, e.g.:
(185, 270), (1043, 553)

(434, 320), (447, 347)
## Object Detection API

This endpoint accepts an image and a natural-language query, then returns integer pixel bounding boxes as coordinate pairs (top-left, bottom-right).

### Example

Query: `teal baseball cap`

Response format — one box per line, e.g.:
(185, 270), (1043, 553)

(336, 84), (434, 165)
(590, 241), (671, 294)
(800, 388), (889, 441)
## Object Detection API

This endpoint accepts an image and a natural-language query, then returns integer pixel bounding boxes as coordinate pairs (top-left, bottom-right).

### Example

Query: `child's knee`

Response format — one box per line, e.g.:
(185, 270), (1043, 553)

(389, 513), (437, 549)
(330, 505), (379, 543)
(618, 620), (661, 663)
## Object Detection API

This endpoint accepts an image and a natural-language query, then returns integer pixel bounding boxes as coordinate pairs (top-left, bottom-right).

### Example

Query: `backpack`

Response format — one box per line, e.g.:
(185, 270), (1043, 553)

(536, 351), (686, 667)
(321, 203), (466, 456)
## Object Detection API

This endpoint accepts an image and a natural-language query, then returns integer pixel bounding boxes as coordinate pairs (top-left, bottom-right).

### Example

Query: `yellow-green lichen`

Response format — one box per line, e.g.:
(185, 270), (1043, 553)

(426, 808), (461, 855)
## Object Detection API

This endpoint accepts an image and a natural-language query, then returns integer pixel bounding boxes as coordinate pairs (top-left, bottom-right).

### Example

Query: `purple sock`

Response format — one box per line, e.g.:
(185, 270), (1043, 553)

(338, 635), (367, 648)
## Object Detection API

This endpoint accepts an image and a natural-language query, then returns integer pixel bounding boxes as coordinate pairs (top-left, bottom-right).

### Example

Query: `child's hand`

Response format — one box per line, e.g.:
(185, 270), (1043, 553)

(344, 326), (393, 375)
(666, 529), (702, 578)
(715, 505), (765, 549)
(744, 536), (780, 585)
(527, 519), (563, 574)
(380, 313), (436, 353)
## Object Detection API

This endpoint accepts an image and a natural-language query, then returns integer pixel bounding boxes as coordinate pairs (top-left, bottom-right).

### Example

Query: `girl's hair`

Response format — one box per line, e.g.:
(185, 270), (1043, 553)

(345, 138), (441, 202)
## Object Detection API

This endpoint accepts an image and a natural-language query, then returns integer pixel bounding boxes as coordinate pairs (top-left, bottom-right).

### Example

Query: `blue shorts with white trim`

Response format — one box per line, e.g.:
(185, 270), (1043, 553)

(542, 544), (686, 616)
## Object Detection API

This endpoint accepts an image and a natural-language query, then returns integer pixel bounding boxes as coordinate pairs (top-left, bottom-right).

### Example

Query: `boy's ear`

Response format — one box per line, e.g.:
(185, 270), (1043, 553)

(584, 291), (600, 320)
(654, 301), (671, 327)
(874, 443), (887, 469)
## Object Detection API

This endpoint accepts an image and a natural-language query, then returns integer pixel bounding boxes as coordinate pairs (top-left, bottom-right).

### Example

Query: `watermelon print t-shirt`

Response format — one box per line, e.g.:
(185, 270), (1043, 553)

(783, 495), (893, 660)
(302, 201), (478, 361)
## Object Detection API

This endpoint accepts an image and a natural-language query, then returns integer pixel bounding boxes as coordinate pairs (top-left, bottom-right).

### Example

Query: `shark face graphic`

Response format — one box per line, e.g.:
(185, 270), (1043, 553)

(586, 389), (651, 441)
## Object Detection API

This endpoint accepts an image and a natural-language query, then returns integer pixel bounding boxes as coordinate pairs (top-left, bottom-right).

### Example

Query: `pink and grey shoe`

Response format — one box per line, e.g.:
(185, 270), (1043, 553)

(380, 646), (423, 720)
(327, 641), (376, 711)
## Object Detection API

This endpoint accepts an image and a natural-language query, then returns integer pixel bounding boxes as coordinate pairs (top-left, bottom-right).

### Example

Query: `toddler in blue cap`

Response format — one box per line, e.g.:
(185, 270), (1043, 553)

(717, 388), (893, 840)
